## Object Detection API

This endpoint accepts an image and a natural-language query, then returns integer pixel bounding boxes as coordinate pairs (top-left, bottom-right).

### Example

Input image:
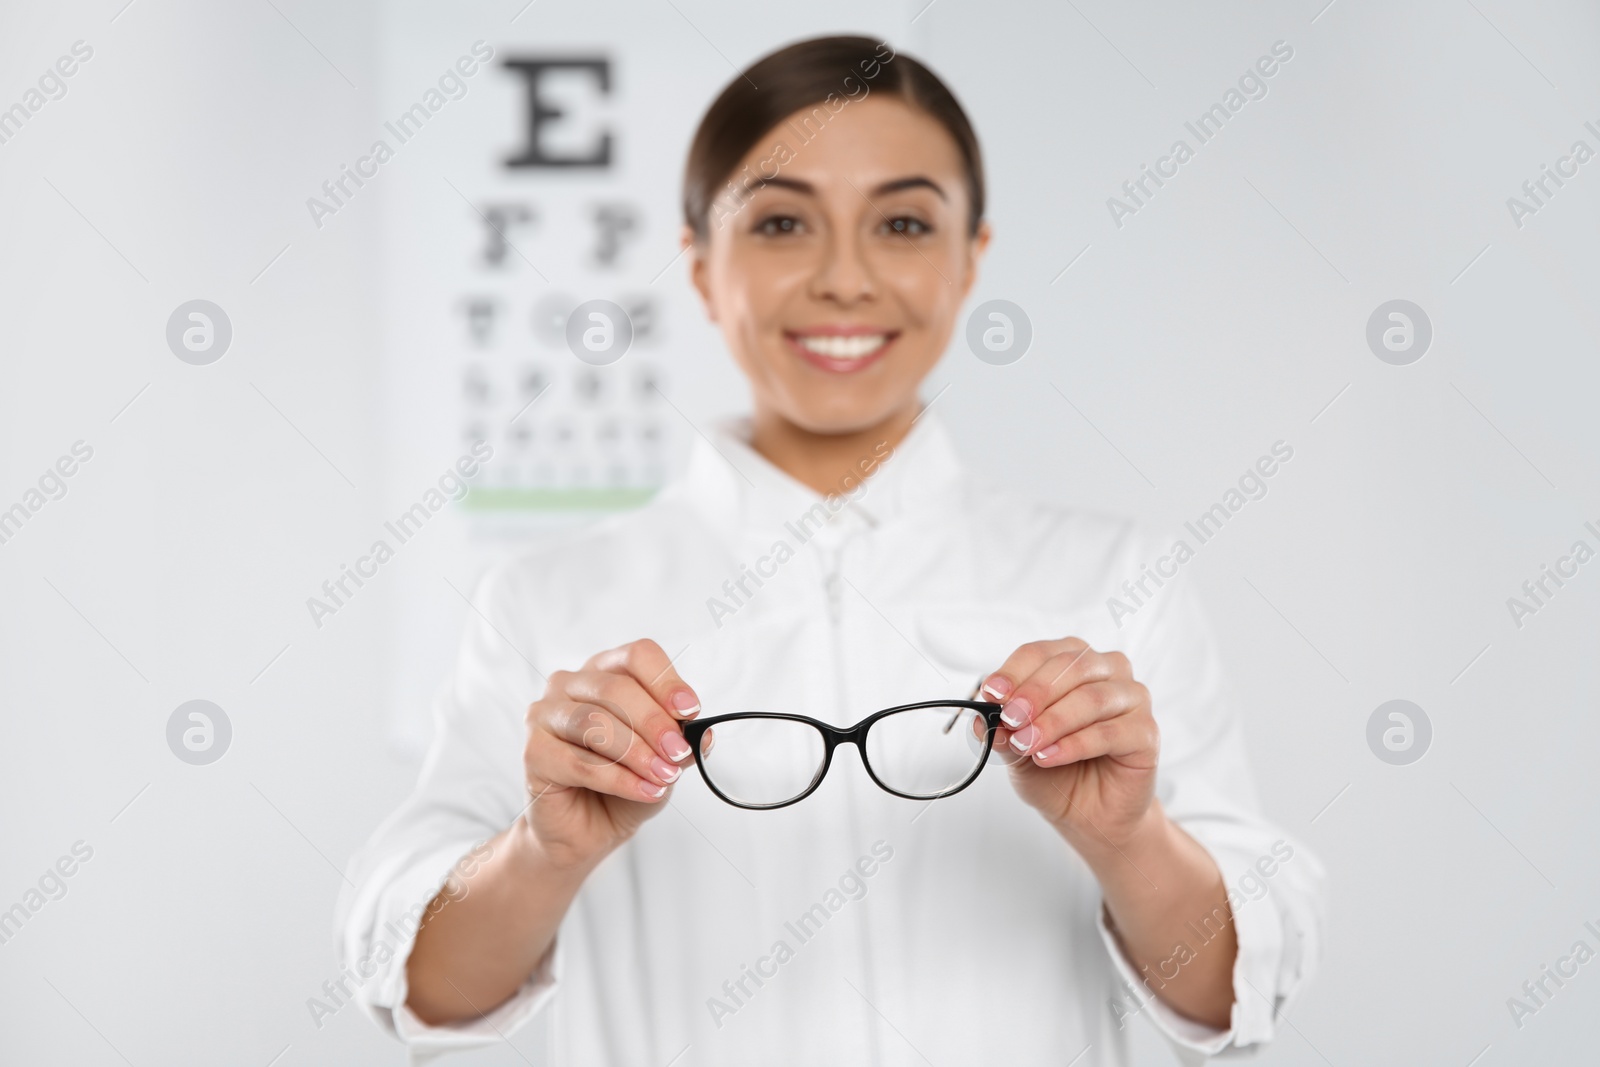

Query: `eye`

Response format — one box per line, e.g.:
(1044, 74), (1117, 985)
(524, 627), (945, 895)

(881, 215), (932, 237)
(754, 214), (803, 236)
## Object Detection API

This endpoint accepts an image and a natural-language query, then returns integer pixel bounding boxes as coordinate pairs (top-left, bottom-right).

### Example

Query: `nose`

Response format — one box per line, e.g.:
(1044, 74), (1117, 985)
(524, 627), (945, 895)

(809, 224), (876, 305)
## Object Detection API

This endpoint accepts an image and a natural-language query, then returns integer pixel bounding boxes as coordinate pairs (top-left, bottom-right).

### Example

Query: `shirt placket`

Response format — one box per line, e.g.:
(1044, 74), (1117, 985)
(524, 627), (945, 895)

(807, 505), (886, 1066)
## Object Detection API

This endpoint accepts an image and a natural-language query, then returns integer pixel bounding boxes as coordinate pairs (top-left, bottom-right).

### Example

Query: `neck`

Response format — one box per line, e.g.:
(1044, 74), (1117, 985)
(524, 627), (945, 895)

(748, 403), (920, 496)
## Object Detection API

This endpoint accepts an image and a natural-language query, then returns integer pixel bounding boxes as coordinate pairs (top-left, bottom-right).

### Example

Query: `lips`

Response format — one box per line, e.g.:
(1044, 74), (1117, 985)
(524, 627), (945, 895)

(785, 329), (898, 374)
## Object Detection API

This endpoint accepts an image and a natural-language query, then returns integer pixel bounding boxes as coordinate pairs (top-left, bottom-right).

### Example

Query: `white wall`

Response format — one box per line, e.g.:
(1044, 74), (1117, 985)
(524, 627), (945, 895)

(1, 1), (1597, 1064)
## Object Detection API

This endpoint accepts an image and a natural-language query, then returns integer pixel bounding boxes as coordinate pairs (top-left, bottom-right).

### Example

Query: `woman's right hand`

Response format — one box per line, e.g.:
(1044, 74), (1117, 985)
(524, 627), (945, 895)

(521, 638), (702, 870)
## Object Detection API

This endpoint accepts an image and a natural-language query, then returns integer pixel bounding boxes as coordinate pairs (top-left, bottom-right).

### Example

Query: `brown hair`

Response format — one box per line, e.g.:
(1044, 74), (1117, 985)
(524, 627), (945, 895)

(682, 35), (986, 241)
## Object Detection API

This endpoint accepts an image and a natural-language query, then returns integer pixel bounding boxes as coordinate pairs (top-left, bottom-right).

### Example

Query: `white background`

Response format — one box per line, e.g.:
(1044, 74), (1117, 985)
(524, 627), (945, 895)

(1, 0), (1597, 1064)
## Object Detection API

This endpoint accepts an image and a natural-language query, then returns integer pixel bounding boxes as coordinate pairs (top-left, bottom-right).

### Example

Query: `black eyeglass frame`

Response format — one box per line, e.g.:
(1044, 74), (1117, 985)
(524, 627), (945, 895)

(680, 700), (1006, 810)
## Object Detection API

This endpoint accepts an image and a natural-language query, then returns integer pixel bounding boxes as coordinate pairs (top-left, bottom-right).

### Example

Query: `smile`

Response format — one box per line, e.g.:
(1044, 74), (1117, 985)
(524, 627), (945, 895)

(785, 330), (898, 374)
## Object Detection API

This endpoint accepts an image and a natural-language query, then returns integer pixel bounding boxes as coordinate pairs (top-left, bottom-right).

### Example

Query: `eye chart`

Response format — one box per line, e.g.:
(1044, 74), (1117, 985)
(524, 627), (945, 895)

(377, 6), (738, 751)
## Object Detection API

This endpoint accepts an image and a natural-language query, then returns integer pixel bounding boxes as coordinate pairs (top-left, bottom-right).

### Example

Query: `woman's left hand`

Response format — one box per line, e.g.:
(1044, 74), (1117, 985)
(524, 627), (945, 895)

(979, 638), (1161, 852)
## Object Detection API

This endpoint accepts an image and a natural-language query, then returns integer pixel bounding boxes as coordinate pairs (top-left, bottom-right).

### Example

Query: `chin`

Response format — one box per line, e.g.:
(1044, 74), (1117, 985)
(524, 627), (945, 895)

(777, 392), (908, 437)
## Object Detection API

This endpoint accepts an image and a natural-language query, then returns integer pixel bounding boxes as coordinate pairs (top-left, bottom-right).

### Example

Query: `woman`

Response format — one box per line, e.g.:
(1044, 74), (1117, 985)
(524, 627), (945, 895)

(338, 35), (1324, 1065)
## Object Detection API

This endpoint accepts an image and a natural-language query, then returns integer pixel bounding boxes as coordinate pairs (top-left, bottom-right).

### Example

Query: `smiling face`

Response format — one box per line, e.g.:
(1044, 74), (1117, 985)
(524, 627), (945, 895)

(687, 94), (989, 437)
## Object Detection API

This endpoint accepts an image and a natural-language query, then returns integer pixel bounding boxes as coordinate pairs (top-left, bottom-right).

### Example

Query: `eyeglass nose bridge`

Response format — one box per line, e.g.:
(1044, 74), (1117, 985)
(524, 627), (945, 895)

(824, 722), (872, 751)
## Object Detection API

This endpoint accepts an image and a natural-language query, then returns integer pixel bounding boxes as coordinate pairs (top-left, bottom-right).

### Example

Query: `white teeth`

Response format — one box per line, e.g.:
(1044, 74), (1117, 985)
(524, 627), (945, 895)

(796, 334), (888, 359)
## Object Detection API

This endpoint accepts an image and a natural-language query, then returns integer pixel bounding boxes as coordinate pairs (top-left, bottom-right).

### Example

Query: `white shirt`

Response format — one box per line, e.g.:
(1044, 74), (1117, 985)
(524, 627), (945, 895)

(336, 409), (1326, 1066)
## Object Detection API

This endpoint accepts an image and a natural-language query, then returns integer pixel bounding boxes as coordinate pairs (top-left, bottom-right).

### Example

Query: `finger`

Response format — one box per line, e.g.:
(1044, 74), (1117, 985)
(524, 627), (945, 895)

(546, 702), (685, 790)
(1029, 711), (1160, 769)
(981, 639), (1083, 699)
(1004, 679), (1145, 757)
(969, 713), (1014, 766)
(996, 646), (1129, 731)
(563, 670), (694, 767)
(978, 638), (1092, 722)
(588, 638), (702, 720)
(527, 729), (673, 802)
(988, 724), (1025, 767)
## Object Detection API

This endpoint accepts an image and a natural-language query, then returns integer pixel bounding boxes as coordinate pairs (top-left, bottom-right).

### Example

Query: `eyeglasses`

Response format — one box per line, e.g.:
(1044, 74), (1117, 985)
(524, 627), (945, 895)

(680, 692), (1005, 810)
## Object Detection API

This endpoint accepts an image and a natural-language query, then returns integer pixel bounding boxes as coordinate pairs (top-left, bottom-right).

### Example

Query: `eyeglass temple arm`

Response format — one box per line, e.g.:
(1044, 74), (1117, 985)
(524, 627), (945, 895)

(940, 677), (993, 734)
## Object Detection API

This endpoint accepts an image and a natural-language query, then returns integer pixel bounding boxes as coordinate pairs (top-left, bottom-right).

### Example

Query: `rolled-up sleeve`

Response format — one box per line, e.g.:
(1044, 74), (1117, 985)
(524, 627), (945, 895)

(1099, 537), (1328, 1061)
(333, 560), (560, 1061)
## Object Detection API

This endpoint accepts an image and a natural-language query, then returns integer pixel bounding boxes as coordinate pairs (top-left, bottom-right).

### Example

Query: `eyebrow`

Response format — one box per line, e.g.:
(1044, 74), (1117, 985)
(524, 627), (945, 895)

(752, 175), (948, 201)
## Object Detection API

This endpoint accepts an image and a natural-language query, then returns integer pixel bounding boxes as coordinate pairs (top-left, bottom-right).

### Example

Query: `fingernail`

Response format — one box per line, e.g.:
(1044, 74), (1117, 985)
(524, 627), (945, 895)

(661, 731), (692, 762)
(981, 675), (1012, 701)
(1033, 743), (1060, 762)
(1000, 697), (1032, 728)
(652, 757), (681, 783)
(641, 780), (667, 799)
(1009, 725), (1040, 753)
(670, 690), (701, 718)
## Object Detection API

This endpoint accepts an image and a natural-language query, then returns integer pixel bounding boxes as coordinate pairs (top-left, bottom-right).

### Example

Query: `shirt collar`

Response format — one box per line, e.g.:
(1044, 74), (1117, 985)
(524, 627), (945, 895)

(677, 406), (966, 548)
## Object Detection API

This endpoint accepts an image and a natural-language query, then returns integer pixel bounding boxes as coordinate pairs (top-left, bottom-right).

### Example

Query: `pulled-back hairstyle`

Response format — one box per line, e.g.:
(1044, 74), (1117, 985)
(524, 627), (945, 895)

(682, 35), (985, 241)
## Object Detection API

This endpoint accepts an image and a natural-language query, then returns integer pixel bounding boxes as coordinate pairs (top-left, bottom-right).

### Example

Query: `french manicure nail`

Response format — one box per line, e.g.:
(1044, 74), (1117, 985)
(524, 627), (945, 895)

(652, 757), (681, 783)
(1009, 725), (1039, 753)
(982, 675), (1012, 701)
(671, 690), (701, 718)
(661, 731), (692, 762)
(1000, 697), (1032, 728)
(1033, 743), (1060, 762)
(642, 780), (667, 799)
